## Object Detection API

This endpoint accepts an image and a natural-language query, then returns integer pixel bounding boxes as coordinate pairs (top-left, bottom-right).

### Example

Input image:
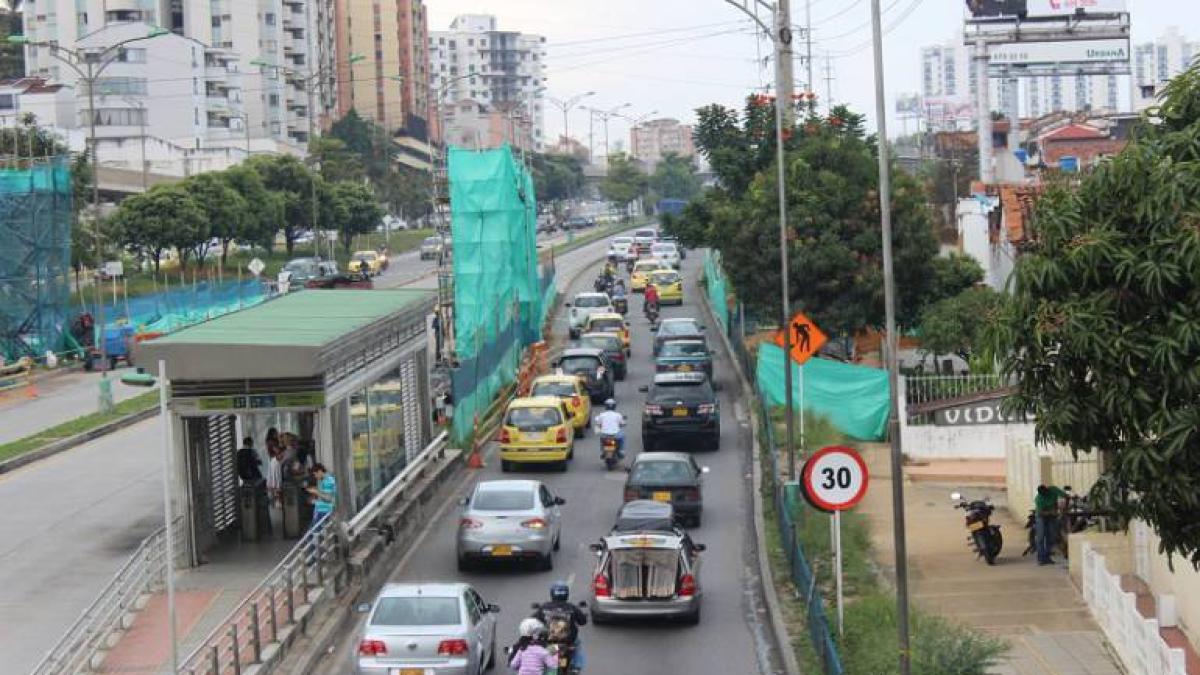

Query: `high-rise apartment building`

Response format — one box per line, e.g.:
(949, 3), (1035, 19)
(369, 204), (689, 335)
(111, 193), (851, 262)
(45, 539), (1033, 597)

(630, 118), (695, 169)
(428, 14), (546, 150)
(1133, 26), (1199, 109)
(333, 0), (432, 169)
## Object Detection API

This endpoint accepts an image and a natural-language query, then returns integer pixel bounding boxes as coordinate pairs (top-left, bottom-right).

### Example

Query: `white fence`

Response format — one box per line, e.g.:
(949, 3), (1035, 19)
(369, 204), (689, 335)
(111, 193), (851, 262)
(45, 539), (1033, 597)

(899, 375), (1030, 459)
(1004, 435), (1102, 521)
(1081, 542), (1188, 675)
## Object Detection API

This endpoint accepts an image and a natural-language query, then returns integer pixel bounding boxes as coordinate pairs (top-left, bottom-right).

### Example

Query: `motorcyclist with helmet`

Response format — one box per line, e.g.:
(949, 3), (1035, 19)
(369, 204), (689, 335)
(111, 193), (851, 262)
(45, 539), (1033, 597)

(533, 581), (588, 673)
(593, 398), (626, 458)
(508, 618), (558, 675)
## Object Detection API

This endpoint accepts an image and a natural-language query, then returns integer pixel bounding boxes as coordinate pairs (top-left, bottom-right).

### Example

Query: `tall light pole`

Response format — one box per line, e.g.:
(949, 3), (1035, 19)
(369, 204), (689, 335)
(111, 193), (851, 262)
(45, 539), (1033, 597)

(253, 53), (364, 261)
(869, 0), (911, 671)
(583, 103), (631, 167)
(9, 27), (168, 379)
(721, 0), (796, 479)
(547, 90), (595, 150)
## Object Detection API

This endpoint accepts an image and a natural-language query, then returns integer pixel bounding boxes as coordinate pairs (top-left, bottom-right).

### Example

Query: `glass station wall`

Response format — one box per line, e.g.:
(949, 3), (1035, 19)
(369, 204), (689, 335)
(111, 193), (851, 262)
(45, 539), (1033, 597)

(351, 354), (430, 510)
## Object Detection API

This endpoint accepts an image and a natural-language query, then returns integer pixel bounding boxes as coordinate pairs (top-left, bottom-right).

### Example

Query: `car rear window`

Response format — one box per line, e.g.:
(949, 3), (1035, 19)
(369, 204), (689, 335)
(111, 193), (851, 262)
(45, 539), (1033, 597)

(506, 406), (562, 430)
(650, 381), (714, 404)
(589, 318), (623, 332)
(634, 261), (662, 272)
(352, 253), (374, 261)
(558, 355), (601, 374)
(631, 460), (695, 484)
(609, 548), (680, 599)
(581, 335), (621, 351)
(651, 243), (676, 252)
(423, 237), (441, 245)
(660, 341), (707, 358)
(532, 381), (576, 398)
(574, 295), (609, 308)
(371, 596), (461, 626)
(650, 271), (680, 284)
(472, 489), (535, 511)
(634, 229), (657, 239)
(658, 320), (701, 336)
(613, 237), (633, 245)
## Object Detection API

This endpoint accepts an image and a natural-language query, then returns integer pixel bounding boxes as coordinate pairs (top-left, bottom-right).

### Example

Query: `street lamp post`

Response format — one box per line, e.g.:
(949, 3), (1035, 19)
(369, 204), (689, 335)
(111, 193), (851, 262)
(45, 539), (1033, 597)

(9, 27), (168, 381)
(583, 103), (631, 168)
(546, 90), (595, 152)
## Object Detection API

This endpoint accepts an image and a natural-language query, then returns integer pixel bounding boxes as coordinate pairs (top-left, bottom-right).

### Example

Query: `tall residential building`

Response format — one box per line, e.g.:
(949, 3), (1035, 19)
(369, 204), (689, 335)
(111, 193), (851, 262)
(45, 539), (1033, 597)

(1133, 26), (1199, 109)
(19, 0), (334, 153)
(630, 118), (695, 169)
(428, 14), (546, 150)
(333, 0), (433, 169)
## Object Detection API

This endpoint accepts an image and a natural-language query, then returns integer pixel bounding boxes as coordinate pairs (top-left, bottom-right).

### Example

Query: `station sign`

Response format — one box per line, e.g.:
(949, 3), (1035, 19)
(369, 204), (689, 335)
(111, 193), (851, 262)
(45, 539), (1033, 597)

(196, 391), (326, 411)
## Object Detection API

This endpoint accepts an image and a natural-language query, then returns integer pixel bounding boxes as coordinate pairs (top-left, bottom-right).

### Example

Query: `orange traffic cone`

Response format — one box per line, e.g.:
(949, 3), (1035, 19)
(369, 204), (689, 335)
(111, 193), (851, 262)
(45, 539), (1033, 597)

(467, 451), (485, 469)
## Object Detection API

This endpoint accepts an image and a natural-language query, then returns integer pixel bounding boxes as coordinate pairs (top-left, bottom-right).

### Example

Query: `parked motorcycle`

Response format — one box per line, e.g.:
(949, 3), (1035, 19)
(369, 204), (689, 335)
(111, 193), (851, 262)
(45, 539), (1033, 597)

(600, 434), (621, 470)
(1022, 487), (1093, 560)
(952, 492), (1003, 565)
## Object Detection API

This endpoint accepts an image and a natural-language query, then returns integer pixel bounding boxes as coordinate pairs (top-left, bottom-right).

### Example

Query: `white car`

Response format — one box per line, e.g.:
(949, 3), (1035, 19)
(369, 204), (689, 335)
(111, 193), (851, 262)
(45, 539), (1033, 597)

(608, 236), (634, 262)
(567, 292), (614, 339)
(650, 242), (681, 268)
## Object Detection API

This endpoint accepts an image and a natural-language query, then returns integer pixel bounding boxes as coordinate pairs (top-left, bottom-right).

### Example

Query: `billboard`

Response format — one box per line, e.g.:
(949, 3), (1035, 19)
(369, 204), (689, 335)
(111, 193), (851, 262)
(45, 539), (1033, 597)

(895, 93), (921, 116)
(988, 39), (1128, 66)
(1026, 0), (1126, 16)
(922, 96), (975, 130)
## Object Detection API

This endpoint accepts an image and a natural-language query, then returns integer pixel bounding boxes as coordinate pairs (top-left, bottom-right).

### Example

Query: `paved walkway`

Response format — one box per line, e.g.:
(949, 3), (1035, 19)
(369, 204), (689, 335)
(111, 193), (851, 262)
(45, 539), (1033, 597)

(857, 446), (1125, 675)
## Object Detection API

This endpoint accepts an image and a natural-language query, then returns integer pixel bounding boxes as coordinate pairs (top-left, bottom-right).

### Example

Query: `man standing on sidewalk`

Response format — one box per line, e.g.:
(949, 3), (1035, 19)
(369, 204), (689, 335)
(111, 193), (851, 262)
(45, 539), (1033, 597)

(1034, 484), (1069, 565)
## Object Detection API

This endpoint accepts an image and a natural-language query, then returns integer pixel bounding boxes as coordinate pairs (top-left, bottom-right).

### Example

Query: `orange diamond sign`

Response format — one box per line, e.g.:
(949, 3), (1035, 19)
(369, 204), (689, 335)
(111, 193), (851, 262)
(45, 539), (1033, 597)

(773, 311), (828, 365)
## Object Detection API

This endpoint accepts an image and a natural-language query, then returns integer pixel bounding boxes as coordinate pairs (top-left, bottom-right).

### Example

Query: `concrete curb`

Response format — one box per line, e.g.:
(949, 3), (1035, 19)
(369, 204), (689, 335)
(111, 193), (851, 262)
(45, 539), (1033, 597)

(0, 404), (158, 475)
(698, 274), (804, 675)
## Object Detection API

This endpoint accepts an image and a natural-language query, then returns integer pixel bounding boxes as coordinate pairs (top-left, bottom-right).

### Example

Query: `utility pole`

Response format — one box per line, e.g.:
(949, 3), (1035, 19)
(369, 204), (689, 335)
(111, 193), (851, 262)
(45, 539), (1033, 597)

(805, 0), (814, 111)
(869, 0), (912, 673)
(824, 55), (836, 112)
(975, 38), (993, 183)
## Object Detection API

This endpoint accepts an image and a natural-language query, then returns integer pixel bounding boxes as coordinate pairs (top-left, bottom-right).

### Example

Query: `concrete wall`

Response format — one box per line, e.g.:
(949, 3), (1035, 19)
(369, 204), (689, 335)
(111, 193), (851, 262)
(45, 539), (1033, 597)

(901, 421), (1033, 459)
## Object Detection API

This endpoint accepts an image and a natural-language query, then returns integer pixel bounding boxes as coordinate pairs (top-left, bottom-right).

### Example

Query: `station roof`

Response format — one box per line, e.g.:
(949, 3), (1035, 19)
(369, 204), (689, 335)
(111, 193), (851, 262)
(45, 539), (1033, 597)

(138, 289), (435, 381)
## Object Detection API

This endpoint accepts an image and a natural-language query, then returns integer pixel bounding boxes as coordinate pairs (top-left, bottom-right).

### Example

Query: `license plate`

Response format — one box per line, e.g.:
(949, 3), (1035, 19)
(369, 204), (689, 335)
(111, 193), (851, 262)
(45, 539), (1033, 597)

(678, 364), (693, 372)
(395, 670), (425, 675)
(492, 545), (513, 556)
(967, 521), (985, 532)
(653, 491), (672, 502)
(673, 407), (689, 417)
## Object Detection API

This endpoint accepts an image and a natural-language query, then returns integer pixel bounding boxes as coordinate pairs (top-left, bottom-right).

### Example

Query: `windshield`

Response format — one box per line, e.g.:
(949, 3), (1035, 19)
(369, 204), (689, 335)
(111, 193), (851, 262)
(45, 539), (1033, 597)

(371, 597), (461, 626)
(352, 253), (375, 261)
(284, 260), (316, 274)
(574, 295), (609, 308)
(589, 318), (624, 332)
(532, 381), (577, 398)
(651, 272), (681, 284)
(559, 355), (601, 374)
(506, 406), (562, 431)
(650, 382), (714, 404)
(613, 237), (633, 245)
(631, 460), (695, 484)
(651, 243), (676, 253)
(660, 341), (707, 358)
(634, 229), (657, 239)
(472, 489), (535, 510)
(581, 335), (621, 352)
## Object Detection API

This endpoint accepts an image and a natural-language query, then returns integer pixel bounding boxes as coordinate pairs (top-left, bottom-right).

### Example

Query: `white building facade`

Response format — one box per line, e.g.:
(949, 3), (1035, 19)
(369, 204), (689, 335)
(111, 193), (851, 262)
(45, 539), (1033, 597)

(428, 14), (546, 150)
(1133, 26), (1199, 110)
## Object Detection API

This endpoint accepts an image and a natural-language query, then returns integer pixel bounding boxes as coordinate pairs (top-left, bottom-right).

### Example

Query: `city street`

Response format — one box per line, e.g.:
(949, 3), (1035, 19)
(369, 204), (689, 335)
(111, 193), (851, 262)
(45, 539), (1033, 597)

(319, 253), (778, 675)
(0, 228), (620, 675)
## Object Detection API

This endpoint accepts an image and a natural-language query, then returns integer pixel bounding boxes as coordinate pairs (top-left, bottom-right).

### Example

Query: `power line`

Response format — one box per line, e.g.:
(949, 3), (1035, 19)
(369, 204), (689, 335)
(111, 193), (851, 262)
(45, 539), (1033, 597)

(553, 25), (754, 62)
(553, 27), (756, 72)
(825, 0), (926, 59)
(549, 20), (748, 49)
(812, 0), (866, 27)
(817, 0), (904, 43)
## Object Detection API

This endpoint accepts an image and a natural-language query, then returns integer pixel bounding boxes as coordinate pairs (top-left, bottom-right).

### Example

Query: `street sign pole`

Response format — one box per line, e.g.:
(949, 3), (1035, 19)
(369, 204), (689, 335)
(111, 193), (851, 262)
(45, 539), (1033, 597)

(801, 444), (867, 639)
(834, 508), (844, 635)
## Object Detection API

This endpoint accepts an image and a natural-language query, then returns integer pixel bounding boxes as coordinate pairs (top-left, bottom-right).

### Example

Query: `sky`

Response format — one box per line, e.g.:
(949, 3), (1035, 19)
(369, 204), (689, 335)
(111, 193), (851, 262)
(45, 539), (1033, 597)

(425, 0), (1199, 149)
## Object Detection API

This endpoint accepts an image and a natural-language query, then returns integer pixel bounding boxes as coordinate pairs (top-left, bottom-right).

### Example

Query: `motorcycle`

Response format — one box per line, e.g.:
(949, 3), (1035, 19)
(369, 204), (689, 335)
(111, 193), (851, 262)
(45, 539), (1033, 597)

(625, 258), (636, 274)
(530, 602), (588, 675)
(644, 302), (660, 324)
(594, 275), (612, 294)
(1022, 487), (1092, 560)
(952, 492), (1003, 565)
(600, 434), (621, 470)
(612, 295), (629, 315)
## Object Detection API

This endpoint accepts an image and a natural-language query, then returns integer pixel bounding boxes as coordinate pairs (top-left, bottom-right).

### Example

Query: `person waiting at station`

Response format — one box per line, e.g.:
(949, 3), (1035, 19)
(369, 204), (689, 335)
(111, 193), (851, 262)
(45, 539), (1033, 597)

(306, 463), (337, 529)
(236, 437), (263, 484)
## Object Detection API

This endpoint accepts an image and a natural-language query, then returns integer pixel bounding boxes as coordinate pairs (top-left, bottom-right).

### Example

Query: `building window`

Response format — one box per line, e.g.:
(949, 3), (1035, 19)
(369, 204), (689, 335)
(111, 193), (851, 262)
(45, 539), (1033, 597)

(82, 107), (148, 126)
(265, 12), (275, 25)
(212, 16), (220, 27)
(269, 93), (279, 106)
(117, 48), (146, 63)
(468, 38), (474, 46)
(0, 94), (15, 111)
(94, 77), (149, 96)
(449, 39), (456, 50)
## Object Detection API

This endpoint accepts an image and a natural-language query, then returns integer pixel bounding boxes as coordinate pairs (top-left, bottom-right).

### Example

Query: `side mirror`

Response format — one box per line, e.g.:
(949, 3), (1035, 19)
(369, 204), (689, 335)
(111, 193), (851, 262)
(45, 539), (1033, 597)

(589, 542), (604, 553)
(355, 602), (372, 614)
(457, 497), (469, 506)
(649, 326), (659, 332)
(694, 543), (707, 552)
(530, 602), (541, 610)
(701, 466), (711, 474)
(578, 600), (588, 608)
(554, 496), (566, 505)
(565, 302), (572, 307)
(950, 492), (962, 501)
(488, 603), (501, 613)
(638, 385), (649, 393)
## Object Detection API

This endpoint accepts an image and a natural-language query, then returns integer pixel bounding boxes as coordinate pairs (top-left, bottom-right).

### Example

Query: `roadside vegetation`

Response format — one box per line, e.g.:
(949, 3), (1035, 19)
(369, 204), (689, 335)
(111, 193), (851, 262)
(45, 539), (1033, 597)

(0, 389), (159, 464)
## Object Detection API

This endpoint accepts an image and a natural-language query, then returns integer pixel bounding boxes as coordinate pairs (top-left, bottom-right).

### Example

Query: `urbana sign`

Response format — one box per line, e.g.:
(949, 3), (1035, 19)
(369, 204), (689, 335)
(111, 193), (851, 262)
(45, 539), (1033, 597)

(1026, 0), (1127, 15)
(989, 39), (1129, 67)
(934, 399), (1031, 427)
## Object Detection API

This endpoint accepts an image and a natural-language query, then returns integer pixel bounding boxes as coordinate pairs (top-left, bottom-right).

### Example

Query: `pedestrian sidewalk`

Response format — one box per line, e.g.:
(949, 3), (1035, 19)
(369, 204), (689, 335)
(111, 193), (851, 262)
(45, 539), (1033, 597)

(857, 445), (1125, 675)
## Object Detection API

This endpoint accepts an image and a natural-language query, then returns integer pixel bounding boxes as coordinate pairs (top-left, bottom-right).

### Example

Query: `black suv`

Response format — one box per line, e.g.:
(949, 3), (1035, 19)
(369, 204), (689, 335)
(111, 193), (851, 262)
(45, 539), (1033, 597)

(553, 347), (615, 402)
(639, 372), (720, 451)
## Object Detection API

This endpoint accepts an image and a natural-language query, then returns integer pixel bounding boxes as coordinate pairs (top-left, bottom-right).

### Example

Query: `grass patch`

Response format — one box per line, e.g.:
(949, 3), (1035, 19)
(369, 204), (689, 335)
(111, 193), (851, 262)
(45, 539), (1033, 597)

(0, 389), (160, 464)
(759, 405), (1007, 674)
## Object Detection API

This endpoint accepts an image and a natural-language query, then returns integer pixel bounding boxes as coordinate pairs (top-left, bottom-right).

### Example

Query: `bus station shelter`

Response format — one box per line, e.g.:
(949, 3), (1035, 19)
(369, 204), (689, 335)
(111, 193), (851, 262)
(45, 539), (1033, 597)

(138, 289), (436, 566)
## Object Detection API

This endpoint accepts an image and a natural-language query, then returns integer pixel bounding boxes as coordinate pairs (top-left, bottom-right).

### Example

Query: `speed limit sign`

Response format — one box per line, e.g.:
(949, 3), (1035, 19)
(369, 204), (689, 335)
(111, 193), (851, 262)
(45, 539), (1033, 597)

(801, 446), (869, 512)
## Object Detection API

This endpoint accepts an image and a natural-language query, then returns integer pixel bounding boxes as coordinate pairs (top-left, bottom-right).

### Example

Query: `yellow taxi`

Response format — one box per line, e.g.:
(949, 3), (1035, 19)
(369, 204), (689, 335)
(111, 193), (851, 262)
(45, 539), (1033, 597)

(530, 374), (592, 437)
(350, 250), (386, 276)
(582, 312), (631, 353)
(648, 269), (684, 305)
(498, 396), (575, 472)
(631, 259), (669, 292)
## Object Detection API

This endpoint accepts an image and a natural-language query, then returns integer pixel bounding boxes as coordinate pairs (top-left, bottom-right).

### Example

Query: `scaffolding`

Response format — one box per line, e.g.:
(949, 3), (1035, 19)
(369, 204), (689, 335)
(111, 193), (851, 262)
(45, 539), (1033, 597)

(0, 155), (73, 362)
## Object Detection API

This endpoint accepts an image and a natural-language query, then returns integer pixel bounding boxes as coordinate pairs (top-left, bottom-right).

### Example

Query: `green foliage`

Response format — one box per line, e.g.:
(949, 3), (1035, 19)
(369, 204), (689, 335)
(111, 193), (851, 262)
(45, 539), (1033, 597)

(180, 172), (247, 265)
(329, 181), (384, 253)
(109, 184), (207, 271)
(530, 152), (584, 203)
(246, 153), (321, 255)
(220, 165), (278, 251)
(308, 136), (366, 184)
(990, 60), (1200, 564)
(599, 152), (648, 208)
(329, 108), (431, 220)
(650, 152), (701, 200)
(0, 8), (24, 80)
(918, 286), (1005, 363)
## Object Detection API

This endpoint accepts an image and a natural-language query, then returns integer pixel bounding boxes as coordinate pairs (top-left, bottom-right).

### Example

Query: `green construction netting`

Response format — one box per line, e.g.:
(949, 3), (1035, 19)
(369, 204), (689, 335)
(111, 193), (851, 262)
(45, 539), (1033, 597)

(0, 157), (72, 361)
(449, 145), (540, 443)
(704, 250), (730, 332)
(756, 342), (890, 441)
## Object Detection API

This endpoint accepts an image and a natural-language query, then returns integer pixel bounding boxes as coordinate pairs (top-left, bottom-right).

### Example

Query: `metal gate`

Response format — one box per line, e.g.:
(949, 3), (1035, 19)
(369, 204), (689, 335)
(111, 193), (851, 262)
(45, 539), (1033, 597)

(401, 351), (430, 463)
(184, 414), (238, 564)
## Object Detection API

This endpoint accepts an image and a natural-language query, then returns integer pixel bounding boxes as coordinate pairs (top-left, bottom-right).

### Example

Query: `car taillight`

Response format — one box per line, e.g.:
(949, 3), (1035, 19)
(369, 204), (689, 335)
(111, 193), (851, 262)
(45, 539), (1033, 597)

(624, 488), (640, 501)
(459, 518), (482, 529)
(679, 574), (697, 597)
(698, 403), (716, 414)
(358, 639), (387, 656)
(656, 363), (668, 372)
(438, 639), (469, 656)
(499, 427), (511, 443)
(521, 518), (548, 530)
(645, 404), (663, 416)
(594, 573), (611, 598)
(682, 487), (701, 501)
(556, 427), (568, 443)
(571, 395), (582, 408)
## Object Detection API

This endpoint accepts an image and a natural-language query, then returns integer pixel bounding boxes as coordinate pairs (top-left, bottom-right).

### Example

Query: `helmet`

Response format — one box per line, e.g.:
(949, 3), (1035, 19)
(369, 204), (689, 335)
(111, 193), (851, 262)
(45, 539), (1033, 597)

(604, 398), (617, 411)
(518, 618), (546, 638)
(549, 581), (570, 603)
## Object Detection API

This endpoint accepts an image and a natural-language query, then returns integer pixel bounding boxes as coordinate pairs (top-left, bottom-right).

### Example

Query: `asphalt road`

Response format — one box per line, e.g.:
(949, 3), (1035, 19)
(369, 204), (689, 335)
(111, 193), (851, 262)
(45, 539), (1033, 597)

(0, 226), (624, 675)
(321, 252), (779, 675)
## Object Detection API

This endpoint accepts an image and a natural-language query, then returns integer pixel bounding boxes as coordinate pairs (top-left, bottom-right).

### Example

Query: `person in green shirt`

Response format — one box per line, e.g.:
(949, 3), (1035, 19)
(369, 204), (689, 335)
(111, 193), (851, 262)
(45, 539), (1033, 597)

(1034, 484), (1068, 565)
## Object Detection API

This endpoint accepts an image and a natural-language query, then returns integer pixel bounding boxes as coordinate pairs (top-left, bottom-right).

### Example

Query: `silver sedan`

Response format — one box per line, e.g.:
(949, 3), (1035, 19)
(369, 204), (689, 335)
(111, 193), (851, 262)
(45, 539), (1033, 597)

(456, 479), (564, 571)
(356, 582), (499, 675)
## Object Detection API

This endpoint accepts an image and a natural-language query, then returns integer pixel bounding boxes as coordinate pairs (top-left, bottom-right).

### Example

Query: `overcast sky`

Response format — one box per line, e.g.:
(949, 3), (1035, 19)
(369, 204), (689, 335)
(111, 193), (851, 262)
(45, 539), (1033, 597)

(426, 0), (1199, 147)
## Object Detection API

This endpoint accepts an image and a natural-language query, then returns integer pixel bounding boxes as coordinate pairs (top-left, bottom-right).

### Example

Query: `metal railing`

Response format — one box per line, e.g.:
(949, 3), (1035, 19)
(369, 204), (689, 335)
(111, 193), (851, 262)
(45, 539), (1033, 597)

(31, 517), (187, 675)
(346, 431), (449, 541)
(903, 373), (1012, 425)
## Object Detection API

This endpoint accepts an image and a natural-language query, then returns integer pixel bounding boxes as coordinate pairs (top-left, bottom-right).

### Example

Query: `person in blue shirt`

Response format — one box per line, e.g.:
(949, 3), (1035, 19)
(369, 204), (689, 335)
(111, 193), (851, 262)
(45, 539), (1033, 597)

(306, 463), (337, 527)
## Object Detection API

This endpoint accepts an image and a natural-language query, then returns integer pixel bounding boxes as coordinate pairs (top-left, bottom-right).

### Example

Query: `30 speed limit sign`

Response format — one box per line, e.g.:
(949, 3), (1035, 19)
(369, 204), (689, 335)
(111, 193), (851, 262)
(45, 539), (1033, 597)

(801, 445), (869, 512)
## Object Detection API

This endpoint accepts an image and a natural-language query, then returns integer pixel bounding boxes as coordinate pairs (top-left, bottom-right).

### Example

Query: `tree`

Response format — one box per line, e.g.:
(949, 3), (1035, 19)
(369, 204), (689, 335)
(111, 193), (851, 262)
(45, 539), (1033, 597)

(246, 154), (319, 255)
(377, 166), (431, 223)
(308, 136), (365, 184)
(530, 152), (584, 203)
(109, 185), (206, 272)
(0, 3), (24, 80)
(180, 172), (247, 267)
(329, 181), (384, 253)
(220, 164), (279, 251)
(599, 153), (647, 212)
(988, 61), (1200, 564)
(917, 286), (1004, 370)
(650, 152), (701, 201)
